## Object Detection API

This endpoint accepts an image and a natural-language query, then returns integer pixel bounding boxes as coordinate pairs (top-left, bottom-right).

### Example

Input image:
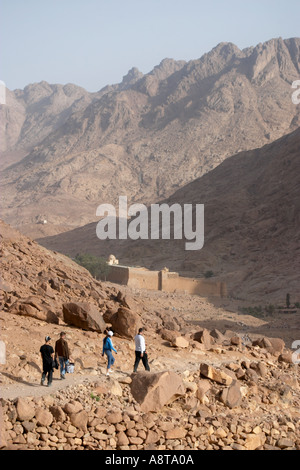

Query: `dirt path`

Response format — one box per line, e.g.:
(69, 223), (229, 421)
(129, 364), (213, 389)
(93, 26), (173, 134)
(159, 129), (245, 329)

(0, 345), (251, 402)
(0, 371), (103, 401)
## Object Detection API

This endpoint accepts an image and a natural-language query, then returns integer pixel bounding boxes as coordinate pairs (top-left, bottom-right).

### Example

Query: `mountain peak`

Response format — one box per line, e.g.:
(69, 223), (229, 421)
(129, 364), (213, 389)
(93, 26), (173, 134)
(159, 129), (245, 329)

(121, 67), (144, 87)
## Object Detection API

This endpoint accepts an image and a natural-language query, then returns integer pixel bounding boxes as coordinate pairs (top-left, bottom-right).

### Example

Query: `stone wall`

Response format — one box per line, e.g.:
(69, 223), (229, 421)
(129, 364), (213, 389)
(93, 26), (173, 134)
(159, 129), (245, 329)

(107, 265), (227, 298)
(107, 265), (130, 286)
(160, 271), (227, 298)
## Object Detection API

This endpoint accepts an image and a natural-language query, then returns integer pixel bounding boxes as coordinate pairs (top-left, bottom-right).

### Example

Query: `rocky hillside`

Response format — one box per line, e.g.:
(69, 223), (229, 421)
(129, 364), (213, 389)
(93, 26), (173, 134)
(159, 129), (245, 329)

(1, 296), (300, 451)
(1, 38), (299, 237)
(0, 221), (299, 451)
(0, 219), (155, 336)
(38, 127), (300, 303)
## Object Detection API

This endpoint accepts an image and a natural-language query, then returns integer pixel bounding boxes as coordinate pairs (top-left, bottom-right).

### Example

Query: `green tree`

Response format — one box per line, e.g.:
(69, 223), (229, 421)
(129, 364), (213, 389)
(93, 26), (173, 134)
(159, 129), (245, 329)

(204, 270), (214, 278)
(74, 253), (111, 280)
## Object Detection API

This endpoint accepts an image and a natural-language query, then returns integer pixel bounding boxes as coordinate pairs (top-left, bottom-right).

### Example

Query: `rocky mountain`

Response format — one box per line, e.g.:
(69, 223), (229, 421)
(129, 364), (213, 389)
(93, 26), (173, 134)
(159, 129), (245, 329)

(0, 82), (96, 170)
(38, 127), (300, 303)
(1, 37), (299, 237)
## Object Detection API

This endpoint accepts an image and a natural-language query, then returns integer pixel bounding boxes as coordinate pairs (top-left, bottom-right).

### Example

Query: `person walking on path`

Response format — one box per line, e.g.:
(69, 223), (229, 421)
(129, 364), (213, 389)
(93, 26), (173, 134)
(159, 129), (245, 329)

(55, 332), (70, 380)
(102, 330), (117, 376)
(133, 328), (150, 373)
(40, 336), (54, 387)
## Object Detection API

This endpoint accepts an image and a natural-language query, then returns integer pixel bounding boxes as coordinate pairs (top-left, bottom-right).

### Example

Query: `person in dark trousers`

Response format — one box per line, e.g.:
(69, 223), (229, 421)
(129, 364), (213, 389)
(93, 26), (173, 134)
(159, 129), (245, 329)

(102, 330), (117, 376)
(133, 328), (150, 373)
(55, 332), (70, 380)
(40, 336), (54, 387)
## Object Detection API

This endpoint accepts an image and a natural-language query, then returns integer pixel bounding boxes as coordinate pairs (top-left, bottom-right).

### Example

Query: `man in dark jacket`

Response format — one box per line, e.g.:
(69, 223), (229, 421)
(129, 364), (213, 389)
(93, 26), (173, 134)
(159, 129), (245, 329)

(55, 332), (70, 379)
(40, 336), (54, 386)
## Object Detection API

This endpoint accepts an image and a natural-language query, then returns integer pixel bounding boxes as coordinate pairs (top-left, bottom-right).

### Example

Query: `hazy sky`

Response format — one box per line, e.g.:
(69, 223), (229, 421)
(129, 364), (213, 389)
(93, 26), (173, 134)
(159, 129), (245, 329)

(1, 0), (299, 92)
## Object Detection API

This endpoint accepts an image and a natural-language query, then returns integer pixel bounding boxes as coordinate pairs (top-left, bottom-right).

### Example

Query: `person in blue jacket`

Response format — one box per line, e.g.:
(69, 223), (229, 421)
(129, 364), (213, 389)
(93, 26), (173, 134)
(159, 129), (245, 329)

(102, 330), (117, 376)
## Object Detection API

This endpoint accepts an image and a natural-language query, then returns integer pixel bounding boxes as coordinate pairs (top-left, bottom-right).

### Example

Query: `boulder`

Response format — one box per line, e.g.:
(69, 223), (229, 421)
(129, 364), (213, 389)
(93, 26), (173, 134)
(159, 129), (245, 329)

(110, 307), (141, 339)
(231, 336), (242, 347)
(49, 405), (66, 422)
(244, 433), (266, 450)
(278, 352), (294, 364)
(160, 329), (188, 348)
(64, 401), (83, 415)
(200, 363), (233, 385)
(165, 427), (187, 439)
(110, 379), (123, 397)
(116, 292), (140, 312)
(63, 302), (107, 332)
(69, 410), (88, 432)
(172, 336), (189, 349)
(252, 336), (285, 355)
(196, 379), (211, 402)
(160, 329), (180, 343)
(277, 438), (295, 449)
(210, 329), (226, 344)
(145, 430), (160, 444)
(130, 371), (185, 413)
(11, 298), (59, 324)
(193, 328), (214, 349)
(117, 431), (129, 447)
(107, 411), (123, 424)
(16, 398), (35, 421)
(35, 407), (53, 427)
(0, 279), (14, 293)
(220, 380), (243, 408)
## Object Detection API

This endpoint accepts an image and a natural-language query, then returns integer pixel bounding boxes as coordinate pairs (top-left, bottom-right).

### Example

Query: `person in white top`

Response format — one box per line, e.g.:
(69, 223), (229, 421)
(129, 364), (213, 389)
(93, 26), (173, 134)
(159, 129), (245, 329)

(133, 328), (150, 372)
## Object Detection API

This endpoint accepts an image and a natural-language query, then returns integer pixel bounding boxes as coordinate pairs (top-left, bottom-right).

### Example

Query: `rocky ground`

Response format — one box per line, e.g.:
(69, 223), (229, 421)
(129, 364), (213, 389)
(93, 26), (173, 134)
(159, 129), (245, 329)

(0, 220), (300, 450)
(1, 316), (300, 450)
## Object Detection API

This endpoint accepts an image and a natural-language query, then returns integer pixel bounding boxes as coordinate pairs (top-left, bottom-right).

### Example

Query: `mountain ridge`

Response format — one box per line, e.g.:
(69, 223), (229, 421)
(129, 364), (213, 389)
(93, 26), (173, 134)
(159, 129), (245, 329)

(1, 37), (299, 238)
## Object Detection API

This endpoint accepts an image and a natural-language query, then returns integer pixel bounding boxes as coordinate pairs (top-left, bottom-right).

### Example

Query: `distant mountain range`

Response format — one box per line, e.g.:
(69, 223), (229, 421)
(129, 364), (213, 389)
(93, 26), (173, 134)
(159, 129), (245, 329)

(38, 127), (300, 302)
(1, 37), (299, 239)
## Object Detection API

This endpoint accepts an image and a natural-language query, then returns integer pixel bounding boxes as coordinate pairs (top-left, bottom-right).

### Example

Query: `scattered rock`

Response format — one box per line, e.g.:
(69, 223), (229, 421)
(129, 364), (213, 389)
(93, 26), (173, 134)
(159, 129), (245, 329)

(244, 433), (266, 450)
(200, 363), (233, 385)
(194, 329), (214, 349)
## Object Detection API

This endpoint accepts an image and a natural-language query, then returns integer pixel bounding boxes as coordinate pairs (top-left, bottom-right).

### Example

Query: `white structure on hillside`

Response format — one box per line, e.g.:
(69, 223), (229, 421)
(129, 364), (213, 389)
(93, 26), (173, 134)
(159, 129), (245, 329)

(107, 254), (119, 265)
(0, 81), (6, 105)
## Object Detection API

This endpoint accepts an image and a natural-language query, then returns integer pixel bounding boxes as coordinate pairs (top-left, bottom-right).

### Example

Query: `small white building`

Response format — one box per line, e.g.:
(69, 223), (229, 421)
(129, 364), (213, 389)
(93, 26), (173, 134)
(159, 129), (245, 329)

(0, 81), (6, 105)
